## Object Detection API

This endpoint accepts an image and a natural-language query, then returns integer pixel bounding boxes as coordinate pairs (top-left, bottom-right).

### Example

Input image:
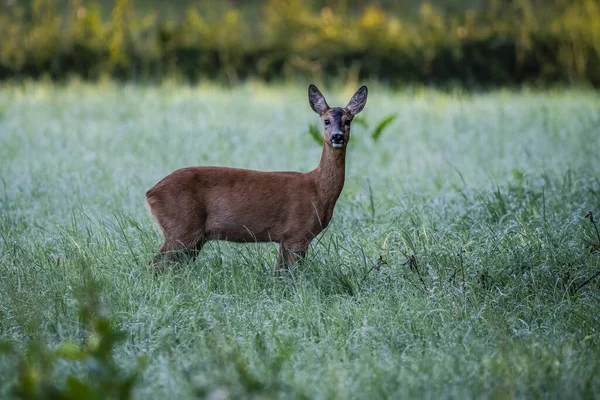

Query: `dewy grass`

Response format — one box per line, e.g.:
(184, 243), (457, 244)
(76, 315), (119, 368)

(1, 82), (600, 399)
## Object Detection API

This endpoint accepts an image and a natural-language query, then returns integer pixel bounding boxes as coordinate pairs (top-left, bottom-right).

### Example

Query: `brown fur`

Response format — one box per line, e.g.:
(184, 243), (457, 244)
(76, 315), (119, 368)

(146, 85), (368, 275)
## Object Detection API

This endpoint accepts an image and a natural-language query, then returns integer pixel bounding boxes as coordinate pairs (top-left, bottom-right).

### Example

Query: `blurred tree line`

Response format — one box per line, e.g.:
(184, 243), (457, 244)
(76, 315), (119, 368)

(0, 0), (599, 86)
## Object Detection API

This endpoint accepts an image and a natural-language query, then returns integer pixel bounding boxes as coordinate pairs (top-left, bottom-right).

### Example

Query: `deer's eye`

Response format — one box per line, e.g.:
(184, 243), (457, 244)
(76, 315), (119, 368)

(324, 119), (331, 126)
(345, 120), (351, 126)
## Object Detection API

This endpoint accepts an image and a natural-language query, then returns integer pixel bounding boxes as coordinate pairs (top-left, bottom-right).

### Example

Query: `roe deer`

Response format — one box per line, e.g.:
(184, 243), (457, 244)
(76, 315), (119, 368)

(146, 84), (368, 275)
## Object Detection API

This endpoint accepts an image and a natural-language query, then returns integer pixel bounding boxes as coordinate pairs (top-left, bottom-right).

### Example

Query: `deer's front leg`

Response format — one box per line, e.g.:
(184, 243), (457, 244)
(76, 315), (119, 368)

(284, 247), (307, 266)
(274, 238), (309, 276)
(273, 243), (285, 277)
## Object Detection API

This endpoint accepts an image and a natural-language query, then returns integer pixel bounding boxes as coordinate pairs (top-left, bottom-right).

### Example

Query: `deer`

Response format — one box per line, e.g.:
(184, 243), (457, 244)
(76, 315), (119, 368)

(146, 84), (368, 275)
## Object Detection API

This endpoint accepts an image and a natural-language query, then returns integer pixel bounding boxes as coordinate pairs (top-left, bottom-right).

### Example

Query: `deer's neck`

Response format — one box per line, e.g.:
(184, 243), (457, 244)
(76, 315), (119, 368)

(312, 144), (346, 209)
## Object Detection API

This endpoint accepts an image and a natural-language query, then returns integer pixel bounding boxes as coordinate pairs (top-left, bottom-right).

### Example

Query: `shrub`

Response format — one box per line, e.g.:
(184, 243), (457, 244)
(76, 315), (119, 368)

(0, 0), (599, 86)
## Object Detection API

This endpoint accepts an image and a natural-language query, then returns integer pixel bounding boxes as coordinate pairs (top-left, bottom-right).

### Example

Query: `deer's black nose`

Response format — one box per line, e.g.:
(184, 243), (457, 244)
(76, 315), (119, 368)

(331, 133), (343, 144)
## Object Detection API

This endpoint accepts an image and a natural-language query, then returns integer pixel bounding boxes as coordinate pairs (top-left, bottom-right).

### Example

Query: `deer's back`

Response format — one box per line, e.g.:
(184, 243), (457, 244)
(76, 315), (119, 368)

(146, 166), (326, 243)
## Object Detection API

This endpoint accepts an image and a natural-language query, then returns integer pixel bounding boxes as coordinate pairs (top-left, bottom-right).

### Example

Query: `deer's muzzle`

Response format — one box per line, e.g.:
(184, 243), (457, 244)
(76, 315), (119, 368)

(331, 133), (344, 148)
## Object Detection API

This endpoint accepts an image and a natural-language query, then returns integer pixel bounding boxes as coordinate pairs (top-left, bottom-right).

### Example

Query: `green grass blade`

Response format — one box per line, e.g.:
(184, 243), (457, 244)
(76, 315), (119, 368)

(370, 114), (397, 142)
(308, 123), (323, 145)
(353, 115), (368, 128)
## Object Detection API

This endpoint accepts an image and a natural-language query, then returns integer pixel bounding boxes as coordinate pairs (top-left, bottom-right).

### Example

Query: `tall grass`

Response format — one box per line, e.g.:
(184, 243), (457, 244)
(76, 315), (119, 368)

(0, 82), (599, 398)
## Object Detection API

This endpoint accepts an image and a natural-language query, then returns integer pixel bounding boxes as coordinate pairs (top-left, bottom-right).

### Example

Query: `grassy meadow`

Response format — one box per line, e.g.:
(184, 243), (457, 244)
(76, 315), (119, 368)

(1, 82), (600, 398)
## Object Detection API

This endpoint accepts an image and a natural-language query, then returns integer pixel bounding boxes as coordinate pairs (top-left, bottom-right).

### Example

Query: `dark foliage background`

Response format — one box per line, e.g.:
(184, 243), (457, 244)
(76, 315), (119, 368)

(1, 0), (599, 86)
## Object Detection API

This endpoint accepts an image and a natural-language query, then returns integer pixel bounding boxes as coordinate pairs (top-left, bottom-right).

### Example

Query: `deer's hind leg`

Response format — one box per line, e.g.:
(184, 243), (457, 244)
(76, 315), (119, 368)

(151, 217), (206, 273)
(147, 193), (208, 273)
(152, 236), (206, 273)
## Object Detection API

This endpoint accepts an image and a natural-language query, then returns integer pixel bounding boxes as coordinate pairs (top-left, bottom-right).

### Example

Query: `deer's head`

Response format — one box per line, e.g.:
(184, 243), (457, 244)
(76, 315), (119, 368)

(309, 84), (368, 150)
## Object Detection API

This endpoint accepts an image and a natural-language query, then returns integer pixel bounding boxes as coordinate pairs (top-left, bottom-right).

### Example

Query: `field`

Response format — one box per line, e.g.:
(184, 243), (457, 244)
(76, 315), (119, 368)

(1, 82), (600, 399)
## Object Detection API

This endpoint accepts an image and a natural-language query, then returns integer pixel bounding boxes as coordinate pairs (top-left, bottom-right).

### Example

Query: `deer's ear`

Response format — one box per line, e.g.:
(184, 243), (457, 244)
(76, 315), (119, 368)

(346, 86), (368, 116)
(308, 84), (329, 115)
